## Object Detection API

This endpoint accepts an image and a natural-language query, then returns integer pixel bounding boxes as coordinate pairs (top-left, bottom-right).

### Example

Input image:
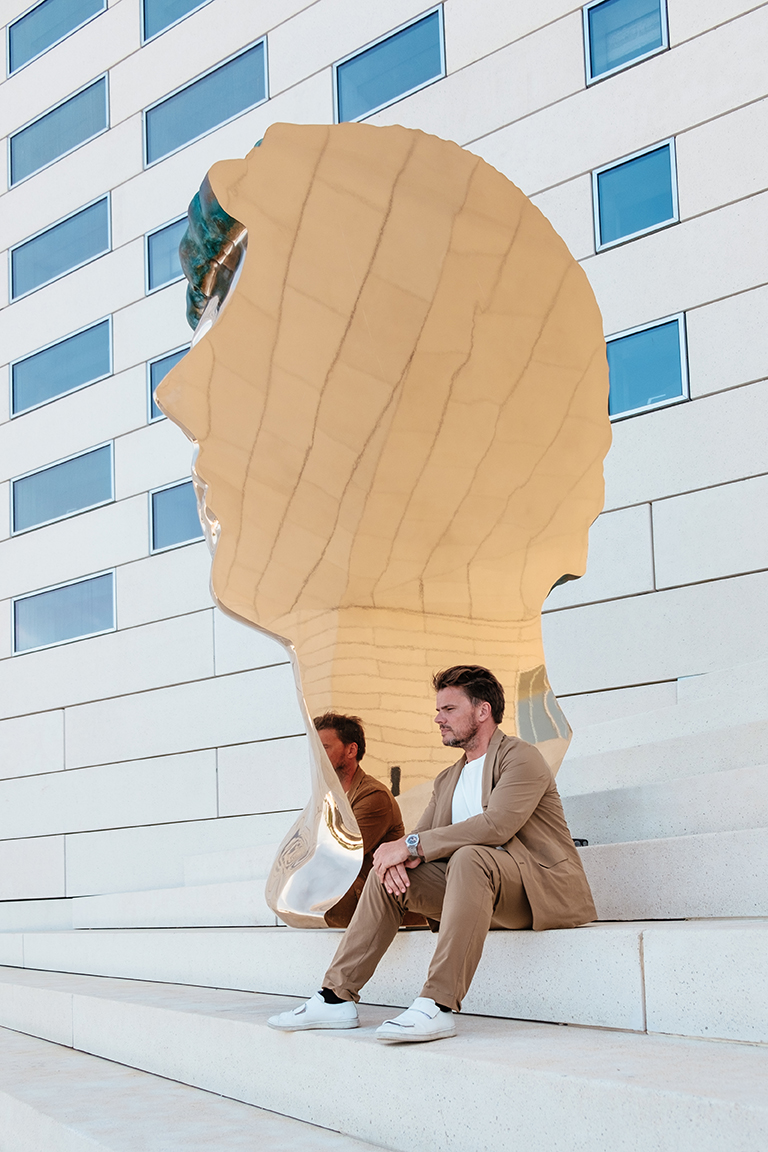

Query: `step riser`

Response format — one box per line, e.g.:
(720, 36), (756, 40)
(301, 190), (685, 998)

(0, 972), (766, 1152)
(563, 764), (768, 844)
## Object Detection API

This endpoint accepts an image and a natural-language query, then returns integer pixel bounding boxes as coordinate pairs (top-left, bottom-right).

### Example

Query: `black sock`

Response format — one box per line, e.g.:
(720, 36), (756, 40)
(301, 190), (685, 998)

(436, 1003), (452, 1013)
(320, 988), (345, 1004)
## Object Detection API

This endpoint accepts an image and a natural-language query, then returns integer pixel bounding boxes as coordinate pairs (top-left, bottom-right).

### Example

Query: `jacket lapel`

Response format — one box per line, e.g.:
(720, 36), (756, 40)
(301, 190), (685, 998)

(481, 728), (505, 808)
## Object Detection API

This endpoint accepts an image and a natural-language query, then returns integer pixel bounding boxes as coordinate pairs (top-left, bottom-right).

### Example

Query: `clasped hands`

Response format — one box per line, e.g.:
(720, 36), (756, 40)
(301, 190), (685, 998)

(372, 838), (422, 896)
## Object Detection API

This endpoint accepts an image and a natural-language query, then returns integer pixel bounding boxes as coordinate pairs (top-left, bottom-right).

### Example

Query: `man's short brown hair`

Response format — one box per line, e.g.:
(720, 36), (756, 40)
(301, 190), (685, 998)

(313, 712), (366, 760)
(432, 665), (505, 724)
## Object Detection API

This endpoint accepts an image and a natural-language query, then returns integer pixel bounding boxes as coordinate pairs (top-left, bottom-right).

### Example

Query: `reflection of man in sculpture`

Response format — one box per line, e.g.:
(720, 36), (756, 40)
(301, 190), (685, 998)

(315, 713), (404, 928)
(269, 665), (595, 1042)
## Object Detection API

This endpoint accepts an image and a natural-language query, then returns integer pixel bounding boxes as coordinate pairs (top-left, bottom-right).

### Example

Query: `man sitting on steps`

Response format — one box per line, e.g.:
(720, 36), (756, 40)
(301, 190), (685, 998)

(269, 665), (596, 1043)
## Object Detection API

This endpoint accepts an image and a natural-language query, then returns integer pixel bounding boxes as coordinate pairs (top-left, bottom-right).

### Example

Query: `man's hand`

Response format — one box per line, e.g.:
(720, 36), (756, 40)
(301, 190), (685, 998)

(373, 838), (423, 894)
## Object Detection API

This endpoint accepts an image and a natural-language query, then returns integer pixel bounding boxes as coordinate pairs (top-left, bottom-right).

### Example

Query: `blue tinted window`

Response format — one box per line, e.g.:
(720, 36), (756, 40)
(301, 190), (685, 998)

(8, 0), (105, 72)
(147, 218), (186, 290)
(13, 445), (113, 532)
(145, 42), (266, 164)
(596, 144), (675, 247)
(143, 0), (209, 40)
(336, 10), (443, 122)
(151, 481), (203, 550)
(10, 78), (107, 185)
(11, 197), (109, 299)
(587, 0), (665, 81)
(12, 320), (110, 415)
(14, 573), (114, 652)
(607, 319), (685, 418)
(149, 347), (187, 419)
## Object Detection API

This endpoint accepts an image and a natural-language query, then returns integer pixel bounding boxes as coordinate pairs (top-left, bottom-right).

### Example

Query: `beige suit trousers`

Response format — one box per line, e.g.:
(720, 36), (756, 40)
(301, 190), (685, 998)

(323, 844), (533, 1012)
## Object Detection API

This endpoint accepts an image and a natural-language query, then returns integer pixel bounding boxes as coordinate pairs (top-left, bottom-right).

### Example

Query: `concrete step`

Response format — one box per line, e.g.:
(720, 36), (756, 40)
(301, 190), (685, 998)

(183, 842), (276, 886)
(69, 878), (279, 929)
(564, 763), (768, 844)
(0, 966), (765, 1152)
(2, 919), (767, 1044)
(0, 1025), (379, 1152)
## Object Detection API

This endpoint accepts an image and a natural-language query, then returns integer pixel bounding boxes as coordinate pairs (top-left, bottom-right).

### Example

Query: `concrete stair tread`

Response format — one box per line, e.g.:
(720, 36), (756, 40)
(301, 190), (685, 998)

(0, 1024), (380, 1152)
(0, 966), (765, 1151)
(1, 918), (767, 1044)
(71, 878), (278, 928)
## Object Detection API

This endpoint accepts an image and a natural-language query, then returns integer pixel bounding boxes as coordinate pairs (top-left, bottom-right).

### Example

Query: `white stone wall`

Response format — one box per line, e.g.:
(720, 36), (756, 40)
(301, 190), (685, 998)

(0, 0), (766, 913)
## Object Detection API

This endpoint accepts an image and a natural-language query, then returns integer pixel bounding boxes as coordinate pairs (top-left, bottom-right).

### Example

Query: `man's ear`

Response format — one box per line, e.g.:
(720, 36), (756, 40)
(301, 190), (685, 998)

(347, 742), (359, 762)
(478, 701), (492, 721)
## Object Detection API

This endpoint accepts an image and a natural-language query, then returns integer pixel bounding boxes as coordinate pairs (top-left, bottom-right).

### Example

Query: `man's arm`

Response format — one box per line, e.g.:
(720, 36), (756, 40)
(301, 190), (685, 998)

(417, 741), (550, 863)
(353, 789), (401, 856)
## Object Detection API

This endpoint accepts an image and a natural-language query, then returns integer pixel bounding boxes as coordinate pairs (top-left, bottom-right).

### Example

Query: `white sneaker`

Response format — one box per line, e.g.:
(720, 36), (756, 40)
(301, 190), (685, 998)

(268, 991), (359, 1031)
(375, 997), (456, 1043)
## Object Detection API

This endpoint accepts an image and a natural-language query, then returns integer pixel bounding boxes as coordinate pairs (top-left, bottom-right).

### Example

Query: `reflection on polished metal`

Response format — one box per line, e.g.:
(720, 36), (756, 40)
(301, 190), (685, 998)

(157, 122), (611, 926)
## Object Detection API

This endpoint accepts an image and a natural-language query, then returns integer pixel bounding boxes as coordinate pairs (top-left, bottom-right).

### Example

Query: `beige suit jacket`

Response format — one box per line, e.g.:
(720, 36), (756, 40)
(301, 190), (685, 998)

(414, 727), (596, 931)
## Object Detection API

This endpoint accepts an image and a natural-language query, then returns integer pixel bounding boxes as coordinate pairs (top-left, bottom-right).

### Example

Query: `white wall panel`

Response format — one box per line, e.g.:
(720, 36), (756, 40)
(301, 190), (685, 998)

(371, 14), (583, 147)
(0, 2), (136, 140)
(545, 505), (654, 610)
(0, 370), (145, 487)
(0, 751), (216, 840)
(0, 710), (64, 781)
(118, 545), (212, 629)
(544, 571), (768, 695)
(677, 98), (768, 223)
(0, 836), (65, 900)
(0, 482), (9, 541)
(269, 0), (434, 96)
(0, 498), (146, 603)
(64, 811), (296, 895)
(562, 681), (678, 732)
(113, 286), (190, 375)
(114, 420), (195, 500)
(669, 0), (764, 44)
(64, 663), (306, 769)
(687, 285), (768, 398)
(0, 601), (11, 662)
(584, 191), (768, 336)
(472, 6), (768, 192)
(0, 120), (142, 254)
(603, 382), (768, 510)
(653, 475), (768, 588)
(0, 611), (214, 722)
(213, 610), (289, 675)
(531, 175), (594, 262)
(218, 735), (312, 817)
(109, 0), (305, 125)
(0, 242), (144, 370)
(445, 0), (577, 72)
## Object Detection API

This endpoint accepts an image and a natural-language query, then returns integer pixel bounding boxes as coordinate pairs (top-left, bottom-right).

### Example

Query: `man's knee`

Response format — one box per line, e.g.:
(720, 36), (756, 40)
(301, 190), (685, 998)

(445, 844), (497, 885)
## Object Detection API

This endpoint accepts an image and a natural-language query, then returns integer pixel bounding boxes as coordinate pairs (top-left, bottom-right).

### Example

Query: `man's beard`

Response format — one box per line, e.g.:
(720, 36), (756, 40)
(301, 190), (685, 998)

(442, 721), (479, 748)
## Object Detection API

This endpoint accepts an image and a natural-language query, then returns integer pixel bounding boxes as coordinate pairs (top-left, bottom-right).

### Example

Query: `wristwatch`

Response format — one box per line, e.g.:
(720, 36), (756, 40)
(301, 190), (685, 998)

(405, 833), (421, 859)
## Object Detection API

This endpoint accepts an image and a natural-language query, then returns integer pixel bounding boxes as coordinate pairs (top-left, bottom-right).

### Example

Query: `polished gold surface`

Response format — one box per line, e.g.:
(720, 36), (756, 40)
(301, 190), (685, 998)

(157, 122), (611, 926)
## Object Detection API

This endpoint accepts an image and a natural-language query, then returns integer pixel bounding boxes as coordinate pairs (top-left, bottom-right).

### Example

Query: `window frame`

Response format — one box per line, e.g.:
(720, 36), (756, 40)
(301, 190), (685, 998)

(606, 311), (688, 423)
(142, 38), (269, 168)
(9, 192), (111, 301)
(149, 477), (204, 553)
(592, 137), (678, 251)
(582, 0), (669, 86)
(10, 440), (115, 535)
(144, 214), (187, 294)
(332, 5), (445, 124)
(147, 343), (189, 422)
(10, 315), (113, 419)
(12, 568), (116, 655)
(8, 72), (109, 188)
(6, 0), (107, 76)
(141, 0), (212, 43)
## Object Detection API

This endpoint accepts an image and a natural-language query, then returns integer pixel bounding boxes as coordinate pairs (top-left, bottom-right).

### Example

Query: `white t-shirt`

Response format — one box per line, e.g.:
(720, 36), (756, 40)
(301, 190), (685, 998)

(451, 753), (486, 824)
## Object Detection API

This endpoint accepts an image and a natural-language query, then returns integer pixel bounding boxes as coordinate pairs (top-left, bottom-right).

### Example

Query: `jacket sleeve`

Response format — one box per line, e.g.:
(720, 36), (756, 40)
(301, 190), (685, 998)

(417, 741), (550, 863)
(353, 789), (401, 856)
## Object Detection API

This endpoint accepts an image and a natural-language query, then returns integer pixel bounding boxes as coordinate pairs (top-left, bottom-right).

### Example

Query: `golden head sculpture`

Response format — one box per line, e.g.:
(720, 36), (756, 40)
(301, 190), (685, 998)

(157, 121), (611, 926)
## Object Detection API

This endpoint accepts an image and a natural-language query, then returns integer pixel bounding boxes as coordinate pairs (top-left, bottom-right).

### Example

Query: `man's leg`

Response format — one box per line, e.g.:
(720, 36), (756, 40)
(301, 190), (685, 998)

(420, 845), (532, 1012)
(323, 860), (448, 1002)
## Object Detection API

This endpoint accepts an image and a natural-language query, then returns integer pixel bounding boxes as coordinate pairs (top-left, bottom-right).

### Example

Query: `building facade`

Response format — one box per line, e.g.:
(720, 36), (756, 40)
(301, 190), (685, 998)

(1, 0), (766, 925)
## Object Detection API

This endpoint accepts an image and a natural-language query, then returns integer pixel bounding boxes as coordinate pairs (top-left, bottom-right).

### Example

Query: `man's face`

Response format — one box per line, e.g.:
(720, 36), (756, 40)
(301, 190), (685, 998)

(318, 728), (356, 773)
(434, 687), (486, 748)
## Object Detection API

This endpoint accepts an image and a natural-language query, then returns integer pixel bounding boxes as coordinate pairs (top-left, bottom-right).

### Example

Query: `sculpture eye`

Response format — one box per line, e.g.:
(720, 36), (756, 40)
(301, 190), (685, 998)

(179, 173), (247, 331)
